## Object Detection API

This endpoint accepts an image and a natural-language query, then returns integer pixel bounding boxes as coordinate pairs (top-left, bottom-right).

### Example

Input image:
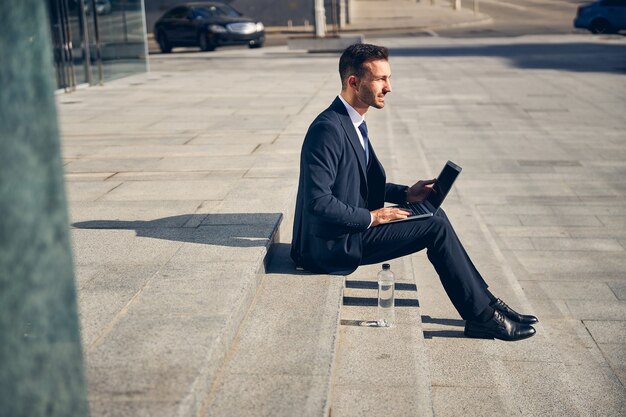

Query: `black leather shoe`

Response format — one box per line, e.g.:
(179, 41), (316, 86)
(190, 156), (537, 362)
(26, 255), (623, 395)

(492, 298), (538, 325)
(464, 310), (536, 341)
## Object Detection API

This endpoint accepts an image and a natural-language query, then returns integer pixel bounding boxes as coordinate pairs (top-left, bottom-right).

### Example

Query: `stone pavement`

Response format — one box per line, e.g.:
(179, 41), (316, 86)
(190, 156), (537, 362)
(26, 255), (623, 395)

(264, 0), (491, 33)
(344, 0), (491, 33)
(370, 34), (626, 416)
(57, 13), (626, 417)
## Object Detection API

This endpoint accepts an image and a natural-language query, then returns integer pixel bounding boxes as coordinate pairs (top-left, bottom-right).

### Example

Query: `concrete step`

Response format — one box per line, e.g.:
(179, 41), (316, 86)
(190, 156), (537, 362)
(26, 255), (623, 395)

(82, 214), (283, 417)
(329, 259), (434, 417)
(201, 244), (345, 416)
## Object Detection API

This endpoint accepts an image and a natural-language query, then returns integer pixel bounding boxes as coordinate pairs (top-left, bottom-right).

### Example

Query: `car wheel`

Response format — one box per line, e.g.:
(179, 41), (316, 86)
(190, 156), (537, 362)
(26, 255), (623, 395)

(199, 34), (216, 52)
(589, 18), (614, 34)
(157, 31), (172, 53)
(248, 40), (263, 49)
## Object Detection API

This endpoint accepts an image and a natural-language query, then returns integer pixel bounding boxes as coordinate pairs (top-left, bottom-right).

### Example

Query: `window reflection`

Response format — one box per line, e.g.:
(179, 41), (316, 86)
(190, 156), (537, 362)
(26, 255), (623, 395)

(46, 0), (148, 90)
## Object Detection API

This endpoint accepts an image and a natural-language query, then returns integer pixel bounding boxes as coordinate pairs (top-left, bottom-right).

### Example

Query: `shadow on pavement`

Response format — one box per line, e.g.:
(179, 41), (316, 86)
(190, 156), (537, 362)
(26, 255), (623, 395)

(265, 242), (312, 275)
(343, 296), (420, 307)
(423, 329), (466, 339)
(346, 280), (418, 291)
(72, 213), (281, 248)
(421, 315), (465, 327)
(421, 315), (466, 339)
(390, 41), (626, 74)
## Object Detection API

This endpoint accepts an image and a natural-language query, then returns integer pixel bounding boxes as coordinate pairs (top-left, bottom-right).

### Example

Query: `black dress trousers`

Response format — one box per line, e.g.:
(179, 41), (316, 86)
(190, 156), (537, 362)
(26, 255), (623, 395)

(360, 209), (491, 321)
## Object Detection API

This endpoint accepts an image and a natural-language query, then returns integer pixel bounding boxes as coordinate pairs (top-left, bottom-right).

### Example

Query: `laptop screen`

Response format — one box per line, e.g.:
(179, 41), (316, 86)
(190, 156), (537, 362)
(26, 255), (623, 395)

(426, 161), (462, 209)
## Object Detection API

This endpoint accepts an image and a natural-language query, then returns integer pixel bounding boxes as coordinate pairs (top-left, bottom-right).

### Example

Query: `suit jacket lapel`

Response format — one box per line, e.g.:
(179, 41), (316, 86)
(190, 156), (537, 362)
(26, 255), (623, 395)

(330, 98), (368, 183)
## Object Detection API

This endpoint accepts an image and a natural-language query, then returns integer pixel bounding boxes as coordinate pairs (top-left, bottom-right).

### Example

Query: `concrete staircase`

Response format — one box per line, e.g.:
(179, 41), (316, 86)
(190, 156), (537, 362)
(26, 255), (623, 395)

(200, 244), (344, 416)
(192, 238), (434, 417)
(329, 259), (434, 417)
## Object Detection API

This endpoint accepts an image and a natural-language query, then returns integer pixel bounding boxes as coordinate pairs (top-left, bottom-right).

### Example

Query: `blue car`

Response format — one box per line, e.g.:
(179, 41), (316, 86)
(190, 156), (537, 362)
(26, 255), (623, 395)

(574, 0), (626, 34)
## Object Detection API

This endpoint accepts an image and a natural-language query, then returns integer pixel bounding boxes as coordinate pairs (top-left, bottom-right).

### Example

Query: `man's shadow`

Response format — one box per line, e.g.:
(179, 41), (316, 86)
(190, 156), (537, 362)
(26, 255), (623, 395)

(264, 242), (305, 274)
(72, 213), (283, 247)
(72, 213), (310, 274)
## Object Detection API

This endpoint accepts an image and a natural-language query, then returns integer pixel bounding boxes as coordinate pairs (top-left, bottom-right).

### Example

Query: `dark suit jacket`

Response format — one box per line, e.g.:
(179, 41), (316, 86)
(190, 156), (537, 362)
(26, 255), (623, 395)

(291, 97), (407, 274)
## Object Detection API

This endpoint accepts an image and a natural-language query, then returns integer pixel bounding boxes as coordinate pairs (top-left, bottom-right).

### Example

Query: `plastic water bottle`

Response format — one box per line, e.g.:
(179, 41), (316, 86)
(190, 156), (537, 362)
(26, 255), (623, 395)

(377, 264), (395, 327)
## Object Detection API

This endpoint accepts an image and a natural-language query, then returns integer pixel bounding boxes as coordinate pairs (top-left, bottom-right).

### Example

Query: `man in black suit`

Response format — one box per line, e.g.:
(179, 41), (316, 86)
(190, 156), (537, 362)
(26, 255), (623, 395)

(291, 43), (538, 341)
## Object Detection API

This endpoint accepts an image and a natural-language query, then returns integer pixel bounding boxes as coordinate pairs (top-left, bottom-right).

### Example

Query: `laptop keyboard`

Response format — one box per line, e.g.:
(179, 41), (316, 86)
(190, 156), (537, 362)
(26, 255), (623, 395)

(399, 202), (429, 215)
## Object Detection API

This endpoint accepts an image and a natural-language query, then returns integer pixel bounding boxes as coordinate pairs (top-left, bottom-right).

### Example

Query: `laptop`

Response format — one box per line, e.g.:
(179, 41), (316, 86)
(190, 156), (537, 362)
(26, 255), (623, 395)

(387, 160), (462, 223)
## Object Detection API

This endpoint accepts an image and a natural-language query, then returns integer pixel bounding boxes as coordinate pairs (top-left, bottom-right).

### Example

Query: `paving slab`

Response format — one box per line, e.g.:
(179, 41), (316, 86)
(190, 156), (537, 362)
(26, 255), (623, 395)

(529, 236), (625, 251)
(69, 200), (208, 225)
(207, 374), (330, 417)
(520, 280), (618, 301)
(64, 157), (164, 173)
(609, 282), (626, 300)
(88, 400), (180, 417)
(70, 228), (183, 266)
(94, 144), (261, 158)
(203, 271), (344, 417)
(66, 181), (123, 201)
(330, 258), (433, 417)
(562, 364), (626, 416)
(565, 300), (626, 321)
(431, 386), (512, 417)
(76, 263), (162, 346)
(99, 179), (235, 202)
(584, 320), (626, 344)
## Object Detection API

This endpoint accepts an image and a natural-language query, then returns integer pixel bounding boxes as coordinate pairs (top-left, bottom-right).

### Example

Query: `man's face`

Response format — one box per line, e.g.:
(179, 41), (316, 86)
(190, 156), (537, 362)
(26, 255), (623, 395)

(354, 59), (392, 109)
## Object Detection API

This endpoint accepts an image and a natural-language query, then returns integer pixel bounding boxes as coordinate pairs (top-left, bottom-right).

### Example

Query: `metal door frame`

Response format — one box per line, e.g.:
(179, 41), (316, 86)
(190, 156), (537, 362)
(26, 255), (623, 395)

(49, 0), (104, 91)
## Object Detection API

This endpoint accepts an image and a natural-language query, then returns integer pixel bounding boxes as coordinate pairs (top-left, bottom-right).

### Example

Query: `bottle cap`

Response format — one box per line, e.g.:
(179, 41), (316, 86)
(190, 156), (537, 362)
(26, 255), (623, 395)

(382, 263), (390, 270)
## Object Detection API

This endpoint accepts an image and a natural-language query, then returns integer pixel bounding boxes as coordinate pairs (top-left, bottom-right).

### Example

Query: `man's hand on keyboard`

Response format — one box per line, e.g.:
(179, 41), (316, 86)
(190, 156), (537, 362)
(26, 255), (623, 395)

(370, 207), (411, 227)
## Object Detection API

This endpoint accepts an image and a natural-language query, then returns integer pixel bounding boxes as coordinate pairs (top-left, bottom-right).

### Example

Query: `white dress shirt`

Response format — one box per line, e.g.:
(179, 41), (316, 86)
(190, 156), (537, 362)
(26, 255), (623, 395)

(338, 95), (367, 151)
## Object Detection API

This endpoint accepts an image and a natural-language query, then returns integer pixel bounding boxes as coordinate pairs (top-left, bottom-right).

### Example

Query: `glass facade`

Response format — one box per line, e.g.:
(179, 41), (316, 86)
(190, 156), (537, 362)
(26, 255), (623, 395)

(46, 0), (148, 91)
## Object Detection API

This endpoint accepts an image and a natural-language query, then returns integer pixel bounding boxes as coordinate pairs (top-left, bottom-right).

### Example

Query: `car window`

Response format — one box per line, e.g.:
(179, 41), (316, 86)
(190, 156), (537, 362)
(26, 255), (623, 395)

(193, 7), (215, 18)
(166, 7), (189, 19)
(194, 5), (241, 17)
(215, 4), (242, 17)
(601, 0), (626, 6)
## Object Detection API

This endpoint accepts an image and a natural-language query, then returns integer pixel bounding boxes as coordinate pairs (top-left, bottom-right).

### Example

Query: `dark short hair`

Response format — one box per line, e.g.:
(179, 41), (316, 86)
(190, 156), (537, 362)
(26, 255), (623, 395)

(339, 43), (389, 87)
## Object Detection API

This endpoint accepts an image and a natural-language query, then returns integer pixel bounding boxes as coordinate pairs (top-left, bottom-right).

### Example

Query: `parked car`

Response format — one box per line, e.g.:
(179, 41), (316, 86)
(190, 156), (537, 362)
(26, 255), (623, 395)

(574, 0), (626, 34)
(154, 2), (265, 53)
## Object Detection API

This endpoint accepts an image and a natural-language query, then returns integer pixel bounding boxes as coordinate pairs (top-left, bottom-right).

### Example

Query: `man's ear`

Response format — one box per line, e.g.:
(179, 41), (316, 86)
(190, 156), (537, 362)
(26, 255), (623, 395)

(348, 75), (358, 90)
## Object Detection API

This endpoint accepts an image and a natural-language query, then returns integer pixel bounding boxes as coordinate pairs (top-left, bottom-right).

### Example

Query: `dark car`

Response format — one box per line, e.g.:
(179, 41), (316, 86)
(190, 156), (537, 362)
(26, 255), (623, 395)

(574, 0), (626, 34)
(154, 2), (265, 53)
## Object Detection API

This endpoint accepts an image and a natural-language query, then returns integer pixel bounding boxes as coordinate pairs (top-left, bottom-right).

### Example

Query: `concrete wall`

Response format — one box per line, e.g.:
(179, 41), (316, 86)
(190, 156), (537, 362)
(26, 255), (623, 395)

(1, 1), (90, 415)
